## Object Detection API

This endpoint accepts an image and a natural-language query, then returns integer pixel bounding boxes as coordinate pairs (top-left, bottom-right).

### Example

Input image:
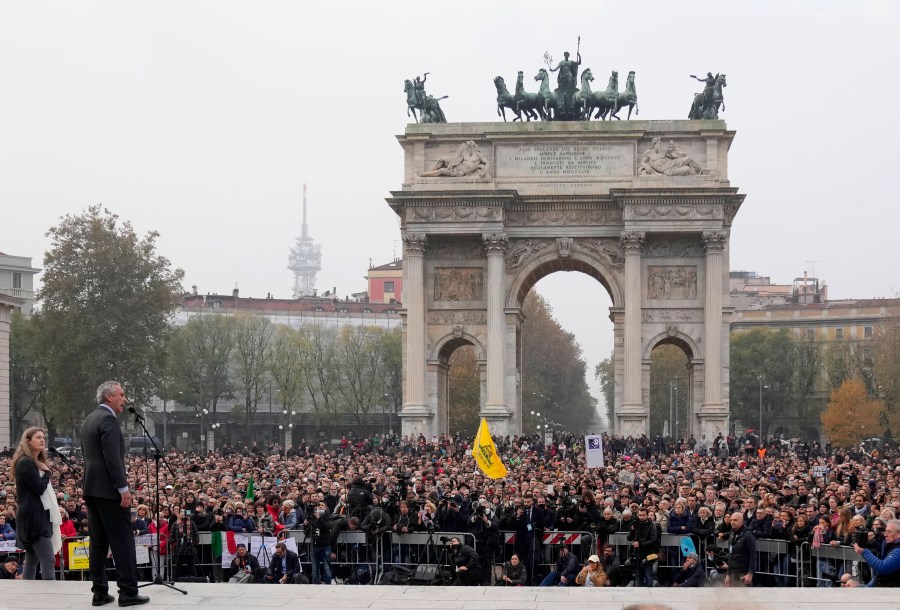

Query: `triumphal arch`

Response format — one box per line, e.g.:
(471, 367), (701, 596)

(387, 120), (744, 440)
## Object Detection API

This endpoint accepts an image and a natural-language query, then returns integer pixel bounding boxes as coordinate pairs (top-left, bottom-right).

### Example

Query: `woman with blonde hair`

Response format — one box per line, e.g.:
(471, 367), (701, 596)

(11, 427), (59, 580)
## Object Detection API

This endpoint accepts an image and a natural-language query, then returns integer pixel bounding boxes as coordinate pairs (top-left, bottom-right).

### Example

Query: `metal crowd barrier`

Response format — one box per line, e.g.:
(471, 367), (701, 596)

(283, 529), (375, 583)
(500, 529), (594, 584)
(753, 539), (801, 587)
(801, 542), (868, 587)
(378, 531), (476, 584)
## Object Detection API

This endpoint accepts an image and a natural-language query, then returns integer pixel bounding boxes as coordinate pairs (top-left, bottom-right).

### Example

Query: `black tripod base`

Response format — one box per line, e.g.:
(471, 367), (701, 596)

(139, 574), (188, 594)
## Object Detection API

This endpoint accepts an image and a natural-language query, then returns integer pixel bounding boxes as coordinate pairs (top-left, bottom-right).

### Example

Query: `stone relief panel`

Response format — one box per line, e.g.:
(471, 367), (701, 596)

(419, 141), (489, 179)
(625, 204), (721, 221)
(434, 268), (483, 301)
(428, 236), (484, 259)
(638, 138), (707, 176)
(574, 238), (625, 273)
(643, 235), (704, 258)
(647, 266), (698, 300)
(505, 207), (622, 227)
(641, 308), (704, 323)
(427, 310), (488, 325)
(407, 206), (501, 223)
(504, 238), (554, 273)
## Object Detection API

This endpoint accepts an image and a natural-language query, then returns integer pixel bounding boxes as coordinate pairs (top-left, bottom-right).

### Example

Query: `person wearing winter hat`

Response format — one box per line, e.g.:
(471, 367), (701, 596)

(673, 552), (704, 587)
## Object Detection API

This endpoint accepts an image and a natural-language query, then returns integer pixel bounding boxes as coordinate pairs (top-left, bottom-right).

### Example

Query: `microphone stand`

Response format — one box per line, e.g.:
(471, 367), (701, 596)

(131, 409), (187, 595)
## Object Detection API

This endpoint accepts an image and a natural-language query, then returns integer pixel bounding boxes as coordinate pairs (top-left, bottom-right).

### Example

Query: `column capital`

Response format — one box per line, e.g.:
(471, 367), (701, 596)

(702, 230), (728, 253)
(482, 232), (508, 255)
(403, 233), (427, 256)
(620, 231), (645, 254)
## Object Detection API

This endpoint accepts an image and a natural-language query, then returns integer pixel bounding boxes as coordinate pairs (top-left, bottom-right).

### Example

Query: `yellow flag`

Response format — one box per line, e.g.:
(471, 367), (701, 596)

(473, 418), (507, 479)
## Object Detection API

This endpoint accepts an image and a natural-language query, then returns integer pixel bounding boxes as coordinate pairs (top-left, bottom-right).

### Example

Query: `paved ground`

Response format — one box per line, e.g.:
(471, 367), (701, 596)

(0, 581), (898, 610)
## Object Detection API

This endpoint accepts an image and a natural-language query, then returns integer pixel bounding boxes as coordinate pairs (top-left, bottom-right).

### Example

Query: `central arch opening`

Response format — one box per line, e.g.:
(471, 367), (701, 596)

(517, 262), (617, 435)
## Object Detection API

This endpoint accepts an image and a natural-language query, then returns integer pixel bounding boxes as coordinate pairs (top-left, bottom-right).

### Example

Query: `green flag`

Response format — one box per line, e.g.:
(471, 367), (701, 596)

(245, 476), (254, 501)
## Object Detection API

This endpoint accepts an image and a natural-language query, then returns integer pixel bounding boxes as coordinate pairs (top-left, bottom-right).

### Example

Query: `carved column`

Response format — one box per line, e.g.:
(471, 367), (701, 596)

(620, 232), (645, 417)
(402, 233), (427, 416)
(483, 232), (508, 413)
(702, 231), (727, 410)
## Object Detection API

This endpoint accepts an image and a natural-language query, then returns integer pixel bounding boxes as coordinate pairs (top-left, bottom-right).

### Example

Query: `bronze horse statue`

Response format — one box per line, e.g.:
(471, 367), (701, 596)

(494, 76), (534, 122)
(590, 70), (619, 120)
(611, 70), (638, 120)
(688, 73), (726, 120)
(404, 79), (421, 122)
(534, 68), (560, 120)
(513, 71), (544, 121)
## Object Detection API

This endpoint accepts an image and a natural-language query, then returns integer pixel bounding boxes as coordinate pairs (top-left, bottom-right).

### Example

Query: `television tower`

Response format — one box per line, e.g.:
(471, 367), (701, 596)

(288, 184), (322, 298)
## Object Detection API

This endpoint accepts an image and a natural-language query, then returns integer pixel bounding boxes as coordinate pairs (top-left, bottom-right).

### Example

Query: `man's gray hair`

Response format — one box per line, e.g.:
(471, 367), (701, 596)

(889, 519), (900, 532)
(96, 381), (122, 405)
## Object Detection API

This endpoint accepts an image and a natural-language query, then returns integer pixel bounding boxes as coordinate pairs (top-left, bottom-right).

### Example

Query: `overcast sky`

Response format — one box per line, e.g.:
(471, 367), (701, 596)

(3, 1), (898, 416)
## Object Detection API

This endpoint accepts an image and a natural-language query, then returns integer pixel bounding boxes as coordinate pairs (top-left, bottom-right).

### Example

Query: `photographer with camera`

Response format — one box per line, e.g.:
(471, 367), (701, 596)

(361, 506), (391, 564)
(171, 509), (200, 580)
(469, 500), (499, 585)
(626, 507), (659, 587)
(447, 536), (481, 586)
(347, 477), (373, 520)
(438, 495), (468, 533)
(303, 500), (337, 584)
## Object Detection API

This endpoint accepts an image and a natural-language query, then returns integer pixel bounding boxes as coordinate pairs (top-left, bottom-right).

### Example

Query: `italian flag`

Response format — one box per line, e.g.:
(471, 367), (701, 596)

(210, 531), (237, 559)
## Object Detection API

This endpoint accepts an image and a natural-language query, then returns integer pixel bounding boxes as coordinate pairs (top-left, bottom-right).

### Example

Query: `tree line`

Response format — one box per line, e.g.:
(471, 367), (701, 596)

(10, 207), (597, 442)
(594, 323), (900, 446)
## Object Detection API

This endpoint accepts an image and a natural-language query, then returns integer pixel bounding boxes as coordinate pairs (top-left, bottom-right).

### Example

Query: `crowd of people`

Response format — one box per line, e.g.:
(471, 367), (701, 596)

(3, 423), (900, 588)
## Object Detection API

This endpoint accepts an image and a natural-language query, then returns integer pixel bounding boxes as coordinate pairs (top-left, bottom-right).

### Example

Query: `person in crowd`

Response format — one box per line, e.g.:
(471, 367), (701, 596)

(575, 553), (608, 587)
(0, 558), (20, 580)
(254, 502), (276, 534)
(228, 543), (260, 583)
(540, 544), (580, 586)
(627, 507), (659, 587)
(171, 508), (200, 579)
(448, 536), (481, 586)
(263, 541), (300, 584)
(0, 515), (16, 542)
(11, 428), (56, 581)
(855, 519), (900, 587)
(304, 500), (336, 584)
(672, 552), (704, 587)
(59, 507), (77, 539)
(723, 512), (756, 587)
(279, 500), (298, 530)
(496, 553), (527, 586)
(226, 503), (254, 533)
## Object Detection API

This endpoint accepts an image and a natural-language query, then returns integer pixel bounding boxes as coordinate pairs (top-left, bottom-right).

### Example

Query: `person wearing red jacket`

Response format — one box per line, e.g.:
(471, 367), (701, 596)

(149, 515), (170, 580)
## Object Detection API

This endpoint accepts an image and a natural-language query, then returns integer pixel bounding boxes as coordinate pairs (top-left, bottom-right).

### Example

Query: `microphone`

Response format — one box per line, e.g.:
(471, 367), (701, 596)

(128, 406), (145, 421)
(48, 447), (76, 469)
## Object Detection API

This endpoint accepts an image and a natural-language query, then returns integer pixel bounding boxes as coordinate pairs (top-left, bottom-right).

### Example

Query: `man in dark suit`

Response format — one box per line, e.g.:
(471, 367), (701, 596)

(514, 496), (545, 585)
(81, 381), (148, 607)
(264, 541), (301, 583)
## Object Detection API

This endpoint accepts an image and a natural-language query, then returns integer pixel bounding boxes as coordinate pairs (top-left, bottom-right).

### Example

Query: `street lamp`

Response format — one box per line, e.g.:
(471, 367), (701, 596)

(758, 375), (769, 443)
(669, 377), (681, 439)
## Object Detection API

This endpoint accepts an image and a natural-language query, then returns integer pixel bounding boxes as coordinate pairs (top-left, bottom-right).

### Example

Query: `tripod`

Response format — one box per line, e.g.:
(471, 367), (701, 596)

(131, 410), (186, 595)
(414, 530), (451, 585)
